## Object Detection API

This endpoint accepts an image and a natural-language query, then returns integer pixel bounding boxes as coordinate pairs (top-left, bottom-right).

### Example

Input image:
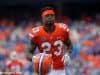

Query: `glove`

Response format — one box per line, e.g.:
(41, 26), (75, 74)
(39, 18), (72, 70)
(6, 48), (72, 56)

(62, 53), (71, 65)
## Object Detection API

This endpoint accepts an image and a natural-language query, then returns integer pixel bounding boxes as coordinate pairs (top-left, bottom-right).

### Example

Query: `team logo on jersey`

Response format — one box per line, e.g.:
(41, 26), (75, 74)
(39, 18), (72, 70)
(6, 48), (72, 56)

(41, 37), (47, 42)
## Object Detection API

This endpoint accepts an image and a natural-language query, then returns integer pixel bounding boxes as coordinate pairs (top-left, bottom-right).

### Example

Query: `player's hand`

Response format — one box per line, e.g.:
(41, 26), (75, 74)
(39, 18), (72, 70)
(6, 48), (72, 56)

(62, 53), (71, 65)
(32, 55), (36, 62)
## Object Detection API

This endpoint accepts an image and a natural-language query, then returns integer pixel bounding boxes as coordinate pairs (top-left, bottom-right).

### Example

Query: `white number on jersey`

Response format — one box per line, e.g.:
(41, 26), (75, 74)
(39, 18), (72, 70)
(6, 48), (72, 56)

(54, 40), (63, 56)
(41, 42), (51, 52)
(11, 65), (21, 72)
(41, 40), (63, 56)
(32, 27), (39, 33)
(29, 27), (39, 38)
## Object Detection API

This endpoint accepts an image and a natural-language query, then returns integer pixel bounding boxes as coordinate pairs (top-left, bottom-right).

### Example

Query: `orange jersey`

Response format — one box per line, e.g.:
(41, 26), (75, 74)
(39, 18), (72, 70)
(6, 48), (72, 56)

(7, 60), (23, 75)
(29, 23), (69, 70)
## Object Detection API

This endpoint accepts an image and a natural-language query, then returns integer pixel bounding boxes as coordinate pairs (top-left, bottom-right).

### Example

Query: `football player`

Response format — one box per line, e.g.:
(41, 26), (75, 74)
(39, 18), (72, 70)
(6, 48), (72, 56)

(28, 7), (73, 75)
(6, 51), (23, 75)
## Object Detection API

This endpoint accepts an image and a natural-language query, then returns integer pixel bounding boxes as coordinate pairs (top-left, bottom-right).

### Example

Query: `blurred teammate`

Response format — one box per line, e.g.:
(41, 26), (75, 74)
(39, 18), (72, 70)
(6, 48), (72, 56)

(28, 7), (73, 75)
(6, 51), (23, 75)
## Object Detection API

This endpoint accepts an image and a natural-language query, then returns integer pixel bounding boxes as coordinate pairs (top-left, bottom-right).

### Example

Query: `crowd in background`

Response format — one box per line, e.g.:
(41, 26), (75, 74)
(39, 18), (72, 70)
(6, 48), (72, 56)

(0, 14), (100, 75)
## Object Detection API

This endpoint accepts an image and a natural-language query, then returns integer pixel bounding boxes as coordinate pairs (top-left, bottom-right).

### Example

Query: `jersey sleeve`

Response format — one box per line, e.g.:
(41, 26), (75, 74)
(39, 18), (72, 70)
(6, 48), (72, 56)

(7, 63), (11, 71)
(59, 23), (70, 39)
(28, 27), (40, 42)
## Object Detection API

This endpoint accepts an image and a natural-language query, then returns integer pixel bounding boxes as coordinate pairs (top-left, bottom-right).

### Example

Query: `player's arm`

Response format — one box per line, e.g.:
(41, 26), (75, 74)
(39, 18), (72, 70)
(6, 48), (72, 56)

(62, 24), (73, 65)
(63, 37), (73, 65)
(27, 27), (39, 61)
(5, 64), (10, 75)
(65, 37), (73, 55)
(59, 23), (73, 55)
(27, 40), (37, 61)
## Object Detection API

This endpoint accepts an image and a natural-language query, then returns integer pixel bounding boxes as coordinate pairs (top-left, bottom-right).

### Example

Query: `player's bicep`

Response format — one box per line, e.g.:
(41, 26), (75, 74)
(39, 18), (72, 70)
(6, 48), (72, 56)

(29, 33), (35, 41)
(30, 40), (37, 54)
(28, 32), (36, 53)
(65, 37), (72, 47)
(64, 36), (73, 54)
(27, 40), (37, 61)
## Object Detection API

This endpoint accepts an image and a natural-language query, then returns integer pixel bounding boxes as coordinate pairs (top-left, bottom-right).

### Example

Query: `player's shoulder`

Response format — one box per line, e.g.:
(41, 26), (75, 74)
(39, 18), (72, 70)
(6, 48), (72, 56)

(55, 23), (69, 32)
(31, 26), (42, 34)
(29, 26), (42, 39)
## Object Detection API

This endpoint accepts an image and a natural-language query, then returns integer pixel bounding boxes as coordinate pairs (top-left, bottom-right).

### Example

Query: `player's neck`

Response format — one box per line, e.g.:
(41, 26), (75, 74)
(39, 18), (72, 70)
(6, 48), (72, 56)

(44, 24), (55, 33)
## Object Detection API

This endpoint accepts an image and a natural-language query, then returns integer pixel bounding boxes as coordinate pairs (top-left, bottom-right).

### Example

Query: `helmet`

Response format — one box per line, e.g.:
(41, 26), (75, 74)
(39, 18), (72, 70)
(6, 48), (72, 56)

(32, 53), (52, 75)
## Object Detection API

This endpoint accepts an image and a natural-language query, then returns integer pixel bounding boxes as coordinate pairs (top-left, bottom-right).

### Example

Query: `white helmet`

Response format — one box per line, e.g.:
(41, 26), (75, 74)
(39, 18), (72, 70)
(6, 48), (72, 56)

(10, 51), (18, 61)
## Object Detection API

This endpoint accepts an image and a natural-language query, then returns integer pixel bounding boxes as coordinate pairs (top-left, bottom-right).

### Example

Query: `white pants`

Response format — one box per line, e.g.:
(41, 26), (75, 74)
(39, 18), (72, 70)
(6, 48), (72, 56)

(47, 69), (65, 75)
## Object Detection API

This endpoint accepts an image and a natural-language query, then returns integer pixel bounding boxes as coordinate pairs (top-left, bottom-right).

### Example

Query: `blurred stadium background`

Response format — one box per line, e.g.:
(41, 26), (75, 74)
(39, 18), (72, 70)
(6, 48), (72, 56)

(0, 0), (100, 75)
